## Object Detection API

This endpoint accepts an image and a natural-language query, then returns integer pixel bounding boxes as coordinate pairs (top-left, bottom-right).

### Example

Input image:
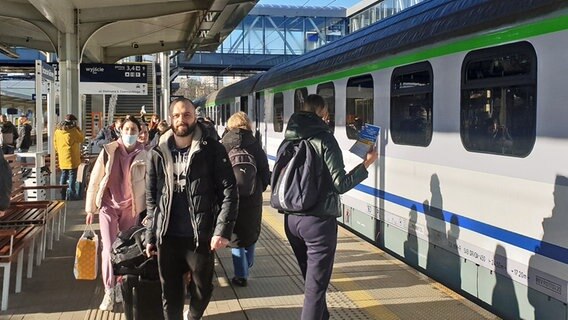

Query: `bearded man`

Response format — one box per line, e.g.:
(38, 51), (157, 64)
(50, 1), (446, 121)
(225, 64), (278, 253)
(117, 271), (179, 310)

(144, 97), (238, 320)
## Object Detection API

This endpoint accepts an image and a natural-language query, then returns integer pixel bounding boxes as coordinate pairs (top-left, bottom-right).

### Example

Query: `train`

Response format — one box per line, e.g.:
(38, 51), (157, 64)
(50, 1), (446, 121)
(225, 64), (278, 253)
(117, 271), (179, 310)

(205, 0), (568, 319)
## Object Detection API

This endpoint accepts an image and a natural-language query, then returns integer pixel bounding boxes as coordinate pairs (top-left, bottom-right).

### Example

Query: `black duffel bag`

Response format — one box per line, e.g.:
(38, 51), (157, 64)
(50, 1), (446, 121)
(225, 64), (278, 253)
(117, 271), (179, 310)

(111, 225), (158, 280)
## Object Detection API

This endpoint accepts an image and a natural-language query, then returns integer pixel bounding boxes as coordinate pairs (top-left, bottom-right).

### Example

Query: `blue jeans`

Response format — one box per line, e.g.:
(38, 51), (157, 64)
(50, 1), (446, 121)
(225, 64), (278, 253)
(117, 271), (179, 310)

(232, 243), (256, 279)
(60, 168), (78, 199)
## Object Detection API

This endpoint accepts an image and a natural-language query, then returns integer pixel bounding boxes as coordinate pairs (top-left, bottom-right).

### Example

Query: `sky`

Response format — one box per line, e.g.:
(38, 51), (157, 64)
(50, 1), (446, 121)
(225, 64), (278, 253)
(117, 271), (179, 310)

(257, 0), (361, 8)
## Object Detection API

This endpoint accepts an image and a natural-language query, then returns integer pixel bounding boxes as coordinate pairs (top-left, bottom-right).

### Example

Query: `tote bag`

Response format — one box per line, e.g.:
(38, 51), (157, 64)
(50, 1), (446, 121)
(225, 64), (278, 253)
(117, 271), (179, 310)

(74, 226), (99, 280)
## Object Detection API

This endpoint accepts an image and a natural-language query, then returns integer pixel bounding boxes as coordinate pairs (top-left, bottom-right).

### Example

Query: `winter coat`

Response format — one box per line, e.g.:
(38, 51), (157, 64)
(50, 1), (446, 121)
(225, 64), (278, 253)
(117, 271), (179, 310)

(16, 123), (32, 150)
(85, 141), (147, 218)
(54, 122), (85, 169)
(283, 111), (369, 218)
(221, 128), (270, 248)
(0, 150), (11, 210)
(145, 123), (238, 248)
(0, 121), (18, 147)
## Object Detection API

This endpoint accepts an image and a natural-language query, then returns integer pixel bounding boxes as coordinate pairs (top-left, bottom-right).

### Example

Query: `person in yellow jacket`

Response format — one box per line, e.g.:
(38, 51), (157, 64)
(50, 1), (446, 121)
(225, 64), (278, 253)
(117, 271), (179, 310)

(54, 114), (84, 200)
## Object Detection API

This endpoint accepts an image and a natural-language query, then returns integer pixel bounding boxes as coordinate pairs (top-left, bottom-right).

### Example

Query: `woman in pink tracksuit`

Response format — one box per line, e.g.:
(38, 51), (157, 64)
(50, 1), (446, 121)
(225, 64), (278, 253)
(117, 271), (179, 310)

(85, 115), (148, 311)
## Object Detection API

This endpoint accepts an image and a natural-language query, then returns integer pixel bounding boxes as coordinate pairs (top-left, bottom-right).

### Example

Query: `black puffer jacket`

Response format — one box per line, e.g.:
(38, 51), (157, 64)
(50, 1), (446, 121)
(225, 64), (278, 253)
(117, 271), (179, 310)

(221, 129), (270, 248)
(145, 123), (238, 248)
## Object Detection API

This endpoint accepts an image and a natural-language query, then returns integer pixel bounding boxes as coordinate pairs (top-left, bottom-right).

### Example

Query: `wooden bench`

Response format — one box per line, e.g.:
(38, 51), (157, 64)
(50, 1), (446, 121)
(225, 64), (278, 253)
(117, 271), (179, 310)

(0, 154), (67, 311)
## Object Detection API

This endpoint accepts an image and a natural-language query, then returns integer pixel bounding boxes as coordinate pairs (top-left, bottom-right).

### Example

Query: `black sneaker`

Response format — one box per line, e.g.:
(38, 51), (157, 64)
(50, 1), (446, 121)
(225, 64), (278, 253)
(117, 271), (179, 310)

(231, 277), (247, 287)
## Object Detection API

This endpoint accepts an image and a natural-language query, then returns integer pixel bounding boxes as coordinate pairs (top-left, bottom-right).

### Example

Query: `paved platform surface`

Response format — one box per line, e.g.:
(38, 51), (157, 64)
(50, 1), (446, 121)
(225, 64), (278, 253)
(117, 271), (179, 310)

(0, 194), (500, 320)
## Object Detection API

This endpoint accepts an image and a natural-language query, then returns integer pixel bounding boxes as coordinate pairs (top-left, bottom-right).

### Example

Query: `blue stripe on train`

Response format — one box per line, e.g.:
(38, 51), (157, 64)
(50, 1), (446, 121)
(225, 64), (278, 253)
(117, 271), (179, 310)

(267, 154), (568, 264)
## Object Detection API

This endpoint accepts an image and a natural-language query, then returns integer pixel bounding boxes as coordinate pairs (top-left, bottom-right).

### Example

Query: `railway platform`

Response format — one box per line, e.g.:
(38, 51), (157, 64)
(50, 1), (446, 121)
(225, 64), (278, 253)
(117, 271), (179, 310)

(0, 193), (500, 320)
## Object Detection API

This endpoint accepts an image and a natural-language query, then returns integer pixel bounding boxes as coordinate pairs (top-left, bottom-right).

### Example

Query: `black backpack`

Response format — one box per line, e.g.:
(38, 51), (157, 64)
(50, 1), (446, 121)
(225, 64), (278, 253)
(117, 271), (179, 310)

(228, 147), (257, 197)
(270, 139), (321, 212)
(111, 225), (158, 280)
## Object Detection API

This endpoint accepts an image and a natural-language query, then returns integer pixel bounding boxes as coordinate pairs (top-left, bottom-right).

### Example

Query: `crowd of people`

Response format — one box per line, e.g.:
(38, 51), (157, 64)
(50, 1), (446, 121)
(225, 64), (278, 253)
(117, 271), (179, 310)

(84, 96), (377, 320)
(0, 114), (32, 156)
(2, 94), (379, 320)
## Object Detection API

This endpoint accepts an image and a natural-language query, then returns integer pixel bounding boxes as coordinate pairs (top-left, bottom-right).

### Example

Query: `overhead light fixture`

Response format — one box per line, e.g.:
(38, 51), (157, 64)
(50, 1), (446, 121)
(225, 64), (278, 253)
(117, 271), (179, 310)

(0, 42), (19, 59)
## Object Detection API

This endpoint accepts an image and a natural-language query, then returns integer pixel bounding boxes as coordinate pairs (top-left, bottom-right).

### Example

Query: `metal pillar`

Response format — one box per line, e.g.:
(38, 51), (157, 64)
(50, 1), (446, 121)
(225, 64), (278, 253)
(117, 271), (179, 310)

(58, 32), (80, 128)
(160, 52), (170, 117)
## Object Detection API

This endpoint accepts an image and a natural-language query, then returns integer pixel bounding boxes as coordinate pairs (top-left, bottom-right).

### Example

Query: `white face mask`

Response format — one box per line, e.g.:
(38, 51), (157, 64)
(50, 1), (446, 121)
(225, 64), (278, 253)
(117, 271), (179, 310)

(122, 134), (138, 147)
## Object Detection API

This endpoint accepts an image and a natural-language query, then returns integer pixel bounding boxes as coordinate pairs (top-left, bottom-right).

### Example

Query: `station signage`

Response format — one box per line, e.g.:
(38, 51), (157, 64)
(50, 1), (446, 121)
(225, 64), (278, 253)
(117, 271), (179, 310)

(41, 62), (55, 82)
(80, 63), (148, 95)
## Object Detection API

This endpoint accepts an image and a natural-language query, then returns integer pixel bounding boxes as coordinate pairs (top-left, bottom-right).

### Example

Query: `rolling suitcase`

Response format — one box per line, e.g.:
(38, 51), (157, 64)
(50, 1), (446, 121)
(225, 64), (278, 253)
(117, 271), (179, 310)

(121, 272), (164, 320)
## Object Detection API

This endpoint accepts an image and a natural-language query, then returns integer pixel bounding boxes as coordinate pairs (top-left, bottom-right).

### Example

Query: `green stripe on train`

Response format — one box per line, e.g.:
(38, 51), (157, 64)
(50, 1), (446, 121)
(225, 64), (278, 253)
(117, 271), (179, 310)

(267, 14), (568, 94)
(208, 14), (568, 103)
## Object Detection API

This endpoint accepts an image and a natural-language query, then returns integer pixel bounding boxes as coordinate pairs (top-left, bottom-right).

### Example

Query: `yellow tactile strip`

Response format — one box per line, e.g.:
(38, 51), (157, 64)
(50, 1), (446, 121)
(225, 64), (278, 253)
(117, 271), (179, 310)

(261, 209), (499, 320)
(262, 212), (400, 320)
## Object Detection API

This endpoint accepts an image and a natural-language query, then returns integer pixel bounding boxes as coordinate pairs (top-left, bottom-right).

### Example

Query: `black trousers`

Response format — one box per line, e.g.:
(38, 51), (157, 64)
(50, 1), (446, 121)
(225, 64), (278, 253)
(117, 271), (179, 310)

(157, 236), (215, 320)
(285, 214), (338, 320)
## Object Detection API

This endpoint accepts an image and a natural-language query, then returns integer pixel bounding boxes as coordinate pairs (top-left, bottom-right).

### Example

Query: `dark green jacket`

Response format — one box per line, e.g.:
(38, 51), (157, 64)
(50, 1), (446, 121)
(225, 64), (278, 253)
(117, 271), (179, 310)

(283, 112), (369, 218)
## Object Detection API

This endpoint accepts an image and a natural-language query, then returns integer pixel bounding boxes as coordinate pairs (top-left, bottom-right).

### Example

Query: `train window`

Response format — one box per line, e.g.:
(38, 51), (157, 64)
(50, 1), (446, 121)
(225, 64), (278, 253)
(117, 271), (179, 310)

(240, 96), (248, 114)
(221, 104), (226, 126)
(216, 106), (220, 126)
(317, 82), (335, 133)
(255, 92), (264, 128)
(391, 61), (433, 147)
(224, 104), (231, 125)
(346, 75), (374, 139)
(273, 93), (284, 132)
(461, 42), (536, 157)
(294, 88), (308, 113)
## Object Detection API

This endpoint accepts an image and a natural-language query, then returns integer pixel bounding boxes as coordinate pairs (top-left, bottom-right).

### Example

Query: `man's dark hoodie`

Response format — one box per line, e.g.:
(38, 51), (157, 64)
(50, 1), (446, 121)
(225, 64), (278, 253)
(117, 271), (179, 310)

(283, 111), (369, 218)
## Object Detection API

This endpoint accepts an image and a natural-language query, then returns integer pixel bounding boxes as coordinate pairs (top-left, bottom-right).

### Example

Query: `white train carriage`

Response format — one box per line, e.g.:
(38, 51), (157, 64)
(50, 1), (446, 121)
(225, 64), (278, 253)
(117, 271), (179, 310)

(206, 1), (568, 319)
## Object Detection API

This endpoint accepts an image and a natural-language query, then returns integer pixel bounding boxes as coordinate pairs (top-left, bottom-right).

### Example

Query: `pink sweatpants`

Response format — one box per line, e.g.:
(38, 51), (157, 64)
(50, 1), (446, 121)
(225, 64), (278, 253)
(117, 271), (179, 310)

(98, 205), (138, 289)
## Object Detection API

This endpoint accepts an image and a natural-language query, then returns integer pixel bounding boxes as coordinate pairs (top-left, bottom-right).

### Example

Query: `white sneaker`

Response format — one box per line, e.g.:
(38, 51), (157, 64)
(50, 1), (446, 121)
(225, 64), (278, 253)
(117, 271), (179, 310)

(99, 288), (115, 311)
(115, 284), (123, 303)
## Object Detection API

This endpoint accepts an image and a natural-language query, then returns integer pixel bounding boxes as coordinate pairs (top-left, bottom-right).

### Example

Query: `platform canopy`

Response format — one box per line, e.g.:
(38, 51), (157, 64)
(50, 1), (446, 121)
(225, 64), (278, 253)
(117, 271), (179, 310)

(0, 0), (257, 63)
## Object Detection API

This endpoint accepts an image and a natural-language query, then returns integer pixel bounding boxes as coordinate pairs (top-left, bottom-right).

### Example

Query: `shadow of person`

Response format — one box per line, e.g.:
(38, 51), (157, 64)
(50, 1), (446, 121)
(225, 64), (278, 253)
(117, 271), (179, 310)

(492, 244), (520, 319)
(528, 175), (568, 319)
(404, 205), (418, 267)
(426, 174), (446, 277)
(446, 214), (461, 289)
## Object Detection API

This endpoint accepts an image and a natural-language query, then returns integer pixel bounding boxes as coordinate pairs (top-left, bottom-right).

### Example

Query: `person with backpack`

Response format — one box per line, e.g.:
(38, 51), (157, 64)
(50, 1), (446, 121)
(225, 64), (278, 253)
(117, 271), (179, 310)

(271, 94), (378, 320)
(221, 111), (270, 287)
(0, 115), (18, 155)
(85, 115), (148, 311)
